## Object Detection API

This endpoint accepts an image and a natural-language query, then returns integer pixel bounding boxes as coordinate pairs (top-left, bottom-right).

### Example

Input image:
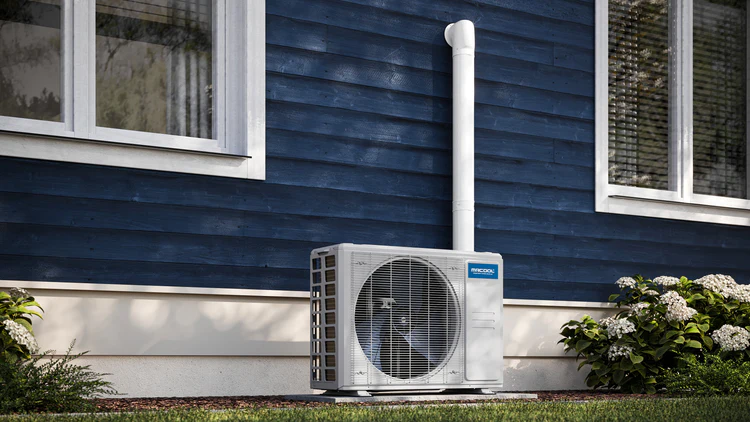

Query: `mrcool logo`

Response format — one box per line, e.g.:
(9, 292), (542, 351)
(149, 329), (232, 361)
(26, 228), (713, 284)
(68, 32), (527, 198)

(468, 263), (499, 279)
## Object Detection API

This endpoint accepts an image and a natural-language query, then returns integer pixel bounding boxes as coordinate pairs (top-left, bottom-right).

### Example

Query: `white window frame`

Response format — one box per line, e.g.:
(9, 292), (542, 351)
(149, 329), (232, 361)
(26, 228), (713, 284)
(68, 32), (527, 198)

(596, 0), (750, 225)
(0, 0), (265, 180)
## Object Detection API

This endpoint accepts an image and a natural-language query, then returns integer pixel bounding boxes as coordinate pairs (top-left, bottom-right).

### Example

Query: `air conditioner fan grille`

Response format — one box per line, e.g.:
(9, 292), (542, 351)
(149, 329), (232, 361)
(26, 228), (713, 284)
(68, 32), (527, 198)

(354, 257), (460, 380)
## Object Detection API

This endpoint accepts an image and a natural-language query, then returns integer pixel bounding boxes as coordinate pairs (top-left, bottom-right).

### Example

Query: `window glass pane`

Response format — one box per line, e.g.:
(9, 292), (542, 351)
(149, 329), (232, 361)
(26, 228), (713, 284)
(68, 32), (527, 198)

(693, 0), (747, 199)
(608, 0), (670, 190)
(96, 0), (213, 139)
(0, 0), (62, 121)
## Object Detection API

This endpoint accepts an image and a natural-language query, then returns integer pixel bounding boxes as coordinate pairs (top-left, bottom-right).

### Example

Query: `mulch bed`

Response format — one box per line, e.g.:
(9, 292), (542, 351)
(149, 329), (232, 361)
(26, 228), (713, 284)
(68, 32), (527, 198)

(93, 391), (658, 412)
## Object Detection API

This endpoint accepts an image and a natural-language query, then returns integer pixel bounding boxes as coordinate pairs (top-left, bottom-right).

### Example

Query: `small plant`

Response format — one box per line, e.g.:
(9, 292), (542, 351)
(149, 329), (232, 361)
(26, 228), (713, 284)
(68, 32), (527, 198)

(664, 354), (750, 395)
(0, 341), (117, 414)
(560, 274), (750, 393)
(0, 288), (43, 362)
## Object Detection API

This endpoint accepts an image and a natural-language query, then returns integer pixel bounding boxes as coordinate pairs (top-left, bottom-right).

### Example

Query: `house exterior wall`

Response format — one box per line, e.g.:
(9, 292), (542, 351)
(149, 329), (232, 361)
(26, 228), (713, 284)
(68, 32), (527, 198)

(1, 0), (750, 396)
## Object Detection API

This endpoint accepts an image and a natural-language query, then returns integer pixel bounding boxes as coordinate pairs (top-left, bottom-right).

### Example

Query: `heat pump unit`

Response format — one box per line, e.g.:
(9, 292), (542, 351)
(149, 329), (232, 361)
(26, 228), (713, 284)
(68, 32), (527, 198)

(309, 243), (503, 394)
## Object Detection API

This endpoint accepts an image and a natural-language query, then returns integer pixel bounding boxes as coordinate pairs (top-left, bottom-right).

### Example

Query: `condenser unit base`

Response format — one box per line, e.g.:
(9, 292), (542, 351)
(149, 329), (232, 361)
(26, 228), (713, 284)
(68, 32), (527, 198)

(285, 391), (537, 404)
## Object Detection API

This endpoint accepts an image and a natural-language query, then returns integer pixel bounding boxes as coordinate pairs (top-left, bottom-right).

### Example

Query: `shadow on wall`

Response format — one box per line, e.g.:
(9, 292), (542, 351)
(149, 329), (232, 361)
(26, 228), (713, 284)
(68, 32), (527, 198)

(30, 289), (310, 356)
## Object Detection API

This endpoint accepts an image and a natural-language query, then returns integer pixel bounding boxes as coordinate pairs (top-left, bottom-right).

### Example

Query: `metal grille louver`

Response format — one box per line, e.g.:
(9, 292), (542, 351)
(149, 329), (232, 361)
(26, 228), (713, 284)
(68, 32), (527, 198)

(351, 255), (463, 384)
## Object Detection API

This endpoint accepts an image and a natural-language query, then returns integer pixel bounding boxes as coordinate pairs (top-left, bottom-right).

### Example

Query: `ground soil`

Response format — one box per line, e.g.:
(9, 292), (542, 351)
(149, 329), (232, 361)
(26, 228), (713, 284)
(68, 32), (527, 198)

(93, 391), (658, 412)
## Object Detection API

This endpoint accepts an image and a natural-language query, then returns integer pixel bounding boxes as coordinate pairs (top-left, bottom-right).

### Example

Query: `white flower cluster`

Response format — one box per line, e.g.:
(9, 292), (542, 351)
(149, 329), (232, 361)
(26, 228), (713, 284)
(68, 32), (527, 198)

(694, 274), (736, 297)
(711, 325), (750, 352)
(659, 291), (697, 322)
(8, 287), (30, 299)
(608, 344), (634, 360)
(2, 320), (39, 354)
(599, 316), (616, 327)
(729, 284), (750, 303)
(694, 274), (750, 303)
(629, 302), (650, 317)
(606, 318), (636, 339)
(616, 277), (637, 289)
(653, 276), (680, 288)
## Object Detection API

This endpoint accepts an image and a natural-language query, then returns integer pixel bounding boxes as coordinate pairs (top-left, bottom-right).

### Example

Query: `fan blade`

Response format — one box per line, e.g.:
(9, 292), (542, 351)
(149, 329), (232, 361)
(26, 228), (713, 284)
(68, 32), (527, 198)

(400, 326), (444, 366)
(355, 310), (390, 370)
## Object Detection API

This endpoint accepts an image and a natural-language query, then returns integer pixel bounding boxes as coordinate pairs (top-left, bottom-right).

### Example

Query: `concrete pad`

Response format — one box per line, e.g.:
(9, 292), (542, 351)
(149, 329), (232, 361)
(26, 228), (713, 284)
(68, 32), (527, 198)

(285, 392), (538, 403)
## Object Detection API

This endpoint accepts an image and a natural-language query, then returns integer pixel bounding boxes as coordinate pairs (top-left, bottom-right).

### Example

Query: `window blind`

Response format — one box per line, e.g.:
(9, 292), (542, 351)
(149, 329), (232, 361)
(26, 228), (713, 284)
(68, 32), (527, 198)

(608, 0), (671, 190)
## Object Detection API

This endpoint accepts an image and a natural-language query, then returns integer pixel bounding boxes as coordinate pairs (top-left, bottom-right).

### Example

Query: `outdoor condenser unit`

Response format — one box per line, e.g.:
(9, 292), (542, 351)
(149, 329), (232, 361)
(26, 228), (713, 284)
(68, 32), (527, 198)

(309, 21), (501, 395)
(309, 244), (503, 394)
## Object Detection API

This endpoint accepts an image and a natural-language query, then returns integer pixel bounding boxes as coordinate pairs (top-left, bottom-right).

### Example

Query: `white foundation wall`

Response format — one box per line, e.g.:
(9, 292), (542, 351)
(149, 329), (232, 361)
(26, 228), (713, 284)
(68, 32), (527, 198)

(1, 281), (616, 397)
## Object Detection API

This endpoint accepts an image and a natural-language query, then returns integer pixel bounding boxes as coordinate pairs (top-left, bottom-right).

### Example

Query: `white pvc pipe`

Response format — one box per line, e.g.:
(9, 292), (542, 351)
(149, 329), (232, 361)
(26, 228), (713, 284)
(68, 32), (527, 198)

(444, 20), (475, 252)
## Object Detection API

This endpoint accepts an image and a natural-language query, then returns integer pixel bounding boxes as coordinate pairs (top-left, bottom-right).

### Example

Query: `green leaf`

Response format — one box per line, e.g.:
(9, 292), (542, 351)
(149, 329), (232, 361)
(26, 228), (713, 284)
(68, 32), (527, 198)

(673, 336), (685, 344)
(698, 323), (709, 332)
(608, 293), (620, 302)
(703, 336), (714, 350)
(613, 370), (625, 385)
(684, 326), (700, 334)
(575, 340), (592, 352)
(586, 374), (600, 388)
(685, 340), (702, 349)
(655, 344), (671, 359)
(665, 330), (680, 339)
(12, 318), (33, 334)
(629, 352), (644, 364)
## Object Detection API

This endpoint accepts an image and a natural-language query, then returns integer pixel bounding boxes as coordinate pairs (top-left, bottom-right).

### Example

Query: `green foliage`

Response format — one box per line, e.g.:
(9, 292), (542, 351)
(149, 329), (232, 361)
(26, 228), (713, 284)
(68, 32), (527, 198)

(0, 289), (43, 362)
(0, 342), (117, 414)
(560, 275), (750, 393)
(663, 355), (750, 396)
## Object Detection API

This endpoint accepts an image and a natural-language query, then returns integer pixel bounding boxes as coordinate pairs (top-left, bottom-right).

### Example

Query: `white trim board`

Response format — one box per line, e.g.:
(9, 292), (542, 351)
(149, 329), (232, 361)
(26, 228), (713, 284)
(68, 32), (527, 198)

(0, 132), (254, 179)
(0, 280), (611, 308)
(595, 0), (750, 226)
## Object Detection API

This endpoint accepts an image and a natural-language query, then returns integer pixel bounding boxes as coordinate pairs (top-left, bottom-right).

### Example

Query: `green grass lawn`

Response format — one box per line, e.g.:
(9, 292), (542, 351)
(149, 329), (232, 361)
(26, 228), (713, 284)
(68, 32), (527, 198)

(2, 397), (749, 422)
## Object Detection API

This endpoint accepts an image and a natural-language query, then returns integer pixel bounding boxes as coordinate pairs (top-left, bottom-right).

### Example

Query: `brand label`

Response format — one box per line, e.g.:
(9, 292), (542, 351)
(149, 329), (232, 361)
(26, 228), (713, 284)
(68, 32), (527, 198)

(468, 263), (499, 279)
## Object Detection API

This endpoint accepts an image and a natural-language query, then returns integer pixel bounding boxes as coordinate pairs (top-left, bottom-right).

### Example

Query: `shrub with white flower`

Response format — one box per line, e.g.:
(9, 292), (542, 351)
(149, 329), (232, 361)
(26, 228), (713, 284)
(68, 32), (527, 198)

(608, 344), (635, 360)
(694, 274), (737, 298)
(653, 276), (680, 288)
(9, 287), (30, 299)
(606, 318), (636, 339)
(2, 319), (39, 354)
(616, 277), (637, 289)
(726, 284), (750, 303)
(711, 325), (750, 352)
(1, 286), (44, 362)
(659, 291), (697, 322)
(562, 273), (750, 394)
(628, 302), (649, 317)
(599, 316), (616, 327)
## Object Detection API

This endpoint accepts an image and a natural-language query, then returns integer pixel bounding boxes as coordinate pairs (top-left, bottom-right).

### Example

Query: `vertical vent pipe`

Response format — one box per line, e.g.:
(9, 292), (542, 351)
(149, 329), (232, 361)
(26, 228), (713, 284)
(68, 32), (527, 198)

(444, 20), (475, 252)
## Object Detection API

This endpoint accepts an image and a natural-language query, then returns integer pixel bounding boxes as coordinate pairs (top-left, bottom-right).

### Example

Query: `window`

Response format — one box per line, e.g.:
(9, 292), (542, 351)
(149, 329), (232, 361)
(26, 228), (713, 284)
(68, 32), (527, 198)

(0, 0), (265, 179)
(596, 0), (750, 225)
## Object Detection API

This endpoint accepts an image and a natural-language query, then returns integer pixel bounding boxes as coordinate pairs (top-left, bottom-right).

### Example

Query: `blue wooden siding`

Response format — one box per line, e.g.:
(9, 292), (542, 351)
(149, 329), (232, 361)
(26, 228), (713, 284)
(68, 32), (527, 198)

(1, 0), (749, 301)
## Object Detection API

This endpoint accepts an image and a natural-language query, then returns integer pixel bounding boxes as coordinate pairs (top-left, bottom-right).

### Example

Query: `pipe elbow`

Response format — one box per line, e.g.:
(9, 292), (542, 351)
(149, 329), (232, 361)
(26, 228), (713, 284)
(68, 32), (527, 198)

(444, 20), (475, 54)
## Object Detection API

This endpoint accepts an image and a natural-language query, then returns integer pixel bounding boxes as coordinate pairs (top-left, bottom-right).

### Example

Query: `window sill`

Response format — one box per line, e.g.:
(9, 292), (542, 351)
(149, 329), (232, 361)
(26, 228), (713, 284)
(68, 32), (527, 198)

(596, 185), (750, 226)
(0, 131), (264, 180)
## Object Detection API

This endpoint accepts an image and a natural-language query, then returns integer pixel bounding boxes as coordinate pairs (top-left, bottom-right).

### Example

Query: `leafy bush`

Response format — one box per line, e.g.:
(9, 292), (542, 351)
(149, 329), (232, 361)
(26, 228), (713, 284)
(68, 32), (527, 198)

(0, 288), (43, 362)
(560, 275), (750, 393)
(0, 342), (117, 414)
(663, 354), (750, 395)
